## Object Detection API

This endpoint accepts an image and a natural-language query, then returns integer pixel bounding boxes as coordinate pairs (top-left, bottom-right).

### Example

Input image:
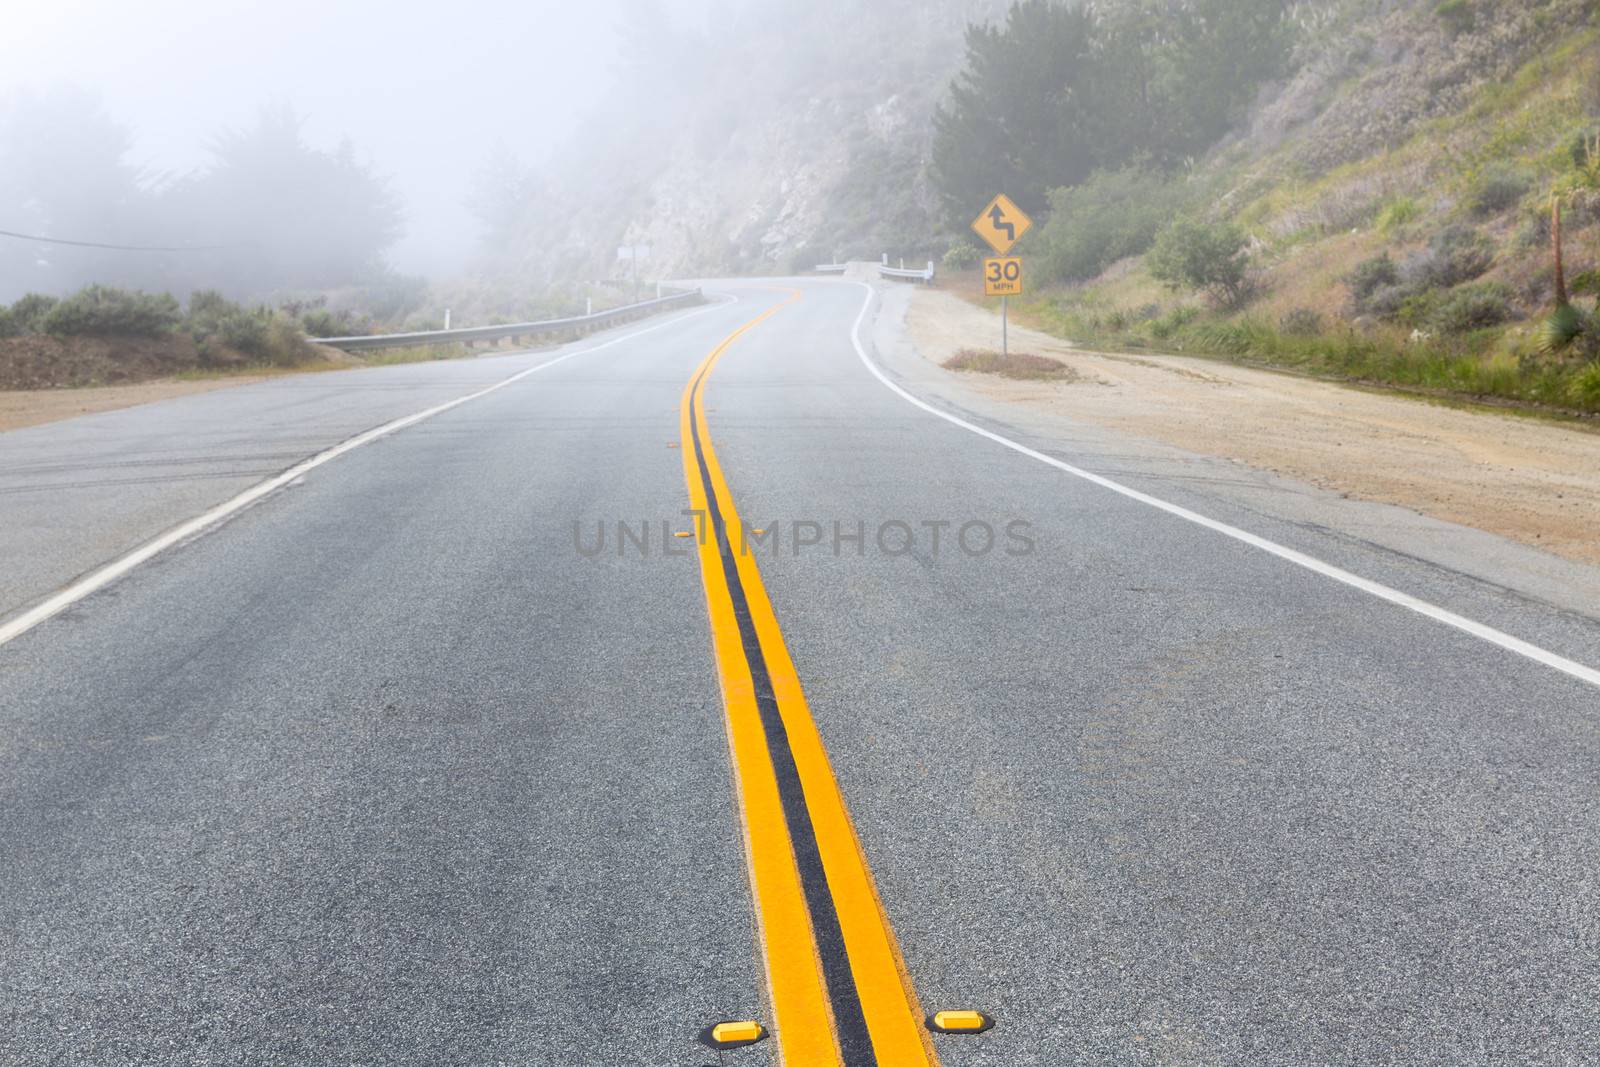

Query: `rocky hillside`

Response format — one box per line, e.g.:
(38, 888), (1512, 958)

(482, 0), (1009, 292)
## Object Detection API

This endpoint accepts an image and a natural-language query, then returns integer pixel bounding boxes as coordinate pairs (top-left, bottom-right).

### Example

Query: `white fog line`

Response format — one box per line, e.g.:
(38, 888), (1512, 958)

(0, 299), (732, 648)
(845, 281), (1600, 690)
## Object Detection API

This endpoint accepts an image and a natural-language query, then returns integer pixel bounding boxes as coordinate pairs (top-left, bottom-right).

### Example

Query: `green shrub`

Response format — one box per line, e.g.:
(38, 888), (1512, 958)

(262, 316), (314, 367)
(1037, 168), (1195, 284)
(1147, 219), (1255, 308)
(1468, 165), (1530, 218)
(1148, 305), (1200, 340)
(1568, 360), (1600, 407)
(1435, 0), (1474, 35)
(0, 306), (16, 338)
(1347, 253), (1401, 313)
(1279, 308), (1324, 335)
(1409, 225), (1495, 288)
(1426, 280), (1515, 333)
(183, 290), (313, 366)
(1538, 301), (1600, 358)
(1190, 318), (1275, 355)
(299, 309), (343, 337)
(8, 293), (59, 334)
(1395, 289), (1444, 329)
(942, 242), (981, 271)
(1377, 197), (1421, 233)
(1569, 131), (1600, 175)
(187, 291), (269, 360)
(187, 289), (234, 320)
(1571, 269), (1600, 296)
(42, 285), (180, 337)
(1462, 351), (1523, 396)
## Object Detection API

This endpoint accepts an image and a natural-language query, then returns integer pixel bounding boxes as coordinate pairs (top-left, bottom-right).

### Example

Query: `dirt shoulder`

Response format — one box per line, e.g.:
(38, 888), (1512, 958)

(0, 337), (365, 434)
(0, 377), (279, 434)
(906, 286), (1600, 567)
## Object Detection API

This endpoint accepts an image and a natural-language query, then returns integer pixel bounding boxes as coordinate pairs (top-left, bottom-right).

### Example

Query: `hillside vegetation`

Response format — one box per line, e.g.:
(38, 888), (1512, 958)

(937, 0), (1600, 414)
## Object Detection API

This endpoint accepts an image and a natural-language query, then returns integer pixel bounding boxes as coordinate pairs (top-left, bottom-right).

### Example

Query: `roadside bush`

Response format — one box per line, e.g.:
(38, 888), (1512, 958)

(1394, 289), (1443, 329)
(1425, 280), (1515, 333)
(1037, 168), (1194, 284)
(8, 293), (59, 334)
(1148, 305), (1200, 340)
(942, 242), (981, 271)
(1279, 308), (1324, 336)
(42, 285), (180, 338)
(1366, 284), (1414, 320)
(188, 293), (271, 362)
(183, 289), (314, 366)
(262, 315), (314, 367)
(1147, 219), (1255, 308)
(1468, 165), (1531, 218)
(0, 306), (16, 338)
(1569, 360), (1600, 406)
(1347, 253), (1400, 313)
(299, 309), (336, 336)
(1538, 300), (1600, 359)
(1407, 225), (1495, 289)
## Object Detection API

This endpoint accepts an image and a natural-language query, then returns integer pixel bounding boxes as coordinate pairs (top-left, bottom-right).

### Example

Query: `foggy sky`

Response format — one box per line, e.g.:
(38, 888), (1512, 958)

(1, 0), (719, 276)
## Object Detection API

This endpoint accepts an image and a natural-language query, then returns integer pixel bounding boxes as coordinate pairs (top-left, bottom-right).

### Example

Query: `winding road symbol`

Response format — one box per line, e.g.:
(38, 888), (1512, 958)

(971, 193), (1032, 255)
(988, 204), (1015, 244)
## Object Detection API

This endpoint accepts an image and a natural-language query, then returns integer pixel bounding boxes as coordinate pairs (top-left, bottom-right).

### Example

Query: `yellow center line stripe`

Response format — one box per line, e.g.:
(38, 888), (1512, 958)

(679, 289), (938, 1066)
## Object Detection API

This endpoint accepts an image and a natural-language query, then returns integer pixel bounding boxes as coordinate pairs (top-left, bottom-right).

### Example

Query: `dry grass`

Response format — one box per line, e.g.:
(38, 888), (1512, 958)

(942, 347), (1076, 380)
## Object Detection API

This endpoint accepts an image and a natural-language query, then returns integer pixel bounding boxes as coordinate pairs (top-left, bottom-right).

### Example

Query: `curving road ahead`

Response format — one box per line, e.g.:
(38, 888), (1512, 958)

(2, 280), (1598, 1065)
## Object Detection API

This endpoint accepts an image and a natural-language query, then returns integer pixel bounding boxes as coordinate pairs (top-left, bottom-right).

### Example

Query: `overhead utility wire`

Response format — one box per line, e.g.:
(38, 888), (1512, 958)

(0, 228), (232, 253)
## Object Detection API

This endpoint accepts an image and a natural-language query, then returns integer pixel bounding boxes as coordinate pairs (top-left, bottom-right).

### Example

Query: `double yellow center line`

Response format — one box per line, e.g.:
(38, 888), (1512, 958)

(679, 290), (938, 1066)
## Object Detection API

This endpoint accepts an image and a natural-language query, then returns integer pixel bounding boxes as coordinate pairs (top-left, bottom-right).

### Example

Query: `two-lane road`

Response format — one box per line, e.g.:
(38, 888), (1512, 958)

(3, 281), (1598, 1065)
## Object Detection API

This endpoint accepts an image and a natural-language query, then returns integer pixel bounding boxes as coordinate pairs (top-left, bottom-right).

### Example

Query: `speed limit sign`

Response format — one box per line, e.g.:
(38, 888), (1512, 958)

(983, 257), (1023, 296)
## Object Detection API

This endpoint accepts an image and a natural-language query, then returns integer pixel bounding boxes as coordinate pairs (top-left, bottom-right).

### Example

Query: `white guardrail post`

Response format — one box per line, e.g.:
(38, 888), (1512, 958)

(874, 258), (937, 285)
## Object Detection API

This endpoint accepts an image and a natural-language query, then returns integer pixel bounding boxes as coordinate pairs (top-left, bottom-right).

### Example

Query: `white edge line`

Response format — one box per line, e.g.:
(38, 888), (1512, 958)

(0, 297), (733, 648)
(845, 280), (1600, 691)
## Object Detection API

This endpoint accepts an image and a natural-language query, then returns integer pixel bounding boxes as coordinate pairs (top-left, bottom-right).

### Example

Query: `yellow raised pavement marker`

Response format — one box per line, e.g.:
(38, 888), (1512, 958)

(709, 1020), (766, 1045)
(928, 1010), (994, 1034)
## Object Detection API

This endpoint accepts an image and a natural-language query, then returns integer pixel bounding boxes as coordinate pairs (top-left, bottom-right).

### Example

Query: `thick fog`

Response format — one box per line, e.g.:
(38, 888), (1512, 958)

(0, 0), (720, 301)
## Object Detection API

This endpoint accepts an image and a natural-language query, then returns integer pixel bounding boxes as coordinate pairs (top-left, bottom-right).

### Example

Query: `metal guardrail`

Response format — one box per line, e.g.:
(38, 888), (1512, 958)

(878, 261), (936, 284)
(310, 289), (704, 352)
(813, 263), (848, 274)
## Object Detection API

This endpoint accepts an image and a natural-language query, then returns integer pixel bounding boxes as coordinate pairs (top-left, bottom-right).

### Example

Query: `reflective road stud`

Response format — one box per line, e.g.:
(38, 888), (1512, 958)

(927, 1010), (995, 1035)
(701, 1020), (767, 1048)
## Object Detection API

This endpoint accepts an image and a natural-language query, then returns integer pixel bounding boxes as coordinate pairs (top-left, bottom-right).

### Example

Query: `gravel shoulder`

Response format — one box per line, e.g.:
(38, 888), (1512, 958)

(905, 286), (1600, 567)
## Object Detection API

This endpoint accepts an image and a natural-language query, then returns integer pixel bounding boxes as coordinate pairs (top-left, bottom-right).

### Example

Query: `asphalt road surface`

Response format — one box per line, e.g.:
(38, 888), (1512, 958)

(3, 280), (1598, 1066)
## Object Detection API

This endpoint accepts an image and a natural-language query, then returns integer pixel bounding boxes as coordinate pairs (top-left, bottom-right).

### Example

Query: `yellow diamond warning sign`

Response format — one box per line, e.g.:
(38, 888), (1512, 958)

(971, 194), (1032, 256)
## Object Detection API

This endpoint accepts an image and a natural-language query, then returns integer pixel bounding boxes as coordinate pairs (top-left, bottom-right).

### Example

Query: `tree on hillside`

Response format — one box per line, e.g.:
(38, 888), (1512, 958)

(931, 0), (1292, 228)
(1151, 0), (1292, 157)
(931, 1), (1098, 224)
(467, 144), (542, 261)
(0, 89), (151, 300)
(168, 106), (403, 294)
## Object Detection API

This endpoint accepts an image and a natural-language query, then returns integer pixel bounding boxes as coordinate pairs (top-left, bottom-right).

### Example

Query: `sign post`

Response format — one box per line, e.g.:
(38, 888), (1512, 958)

(970, 194), (1032, 359)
